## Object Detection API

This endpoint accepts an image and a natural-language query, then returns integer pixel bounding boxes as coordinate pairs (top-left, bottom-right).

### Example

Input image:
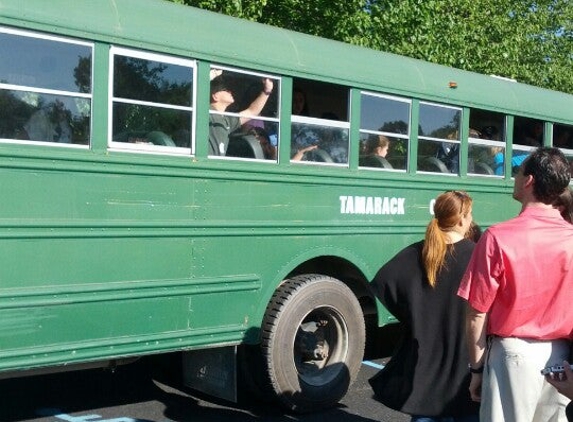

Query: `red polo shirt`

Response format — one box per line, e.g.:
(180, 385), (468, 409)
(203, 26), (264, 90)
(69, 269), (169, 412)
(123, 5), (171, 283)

(458, 206), (573, 340)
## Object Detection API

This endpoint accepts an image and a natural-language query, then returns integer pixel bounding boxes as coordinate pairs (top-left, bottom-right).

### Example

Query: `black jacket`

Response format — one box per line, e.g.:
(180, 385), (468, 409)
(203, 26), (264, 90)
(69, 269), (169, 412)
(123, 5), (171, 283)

(369, 239), (479, 417)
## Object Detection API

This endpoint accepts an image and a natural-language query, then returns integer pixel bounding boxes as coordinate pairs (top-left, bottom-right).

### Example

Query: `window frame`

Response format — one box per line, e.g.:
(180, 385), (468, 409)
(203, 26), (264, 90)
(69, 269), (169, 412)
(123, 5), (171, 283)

(467, 109), (506, 178)
(108, 46), (196, 156)
(208, 64), (281, 162)
(0, 26), (93, 148)
(358, 91), (411, 172)
(417, 101), (462, 175)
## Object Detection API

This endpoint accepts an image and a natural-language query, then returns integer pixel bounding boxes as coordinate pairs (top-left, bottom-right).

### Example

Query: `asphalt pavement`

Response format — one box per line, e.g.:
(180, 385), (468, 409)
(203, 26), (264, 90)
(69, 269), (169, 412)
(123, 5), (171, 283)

(0, 325), (408, 422)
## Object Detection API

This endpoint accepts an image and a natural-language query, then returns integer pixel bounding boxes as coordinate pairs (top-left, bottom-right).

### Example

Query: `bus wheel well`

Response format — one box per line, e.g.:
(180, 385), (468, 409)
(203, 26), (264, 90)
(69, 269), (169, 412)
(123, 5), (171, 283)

(286, 255), (376, 317)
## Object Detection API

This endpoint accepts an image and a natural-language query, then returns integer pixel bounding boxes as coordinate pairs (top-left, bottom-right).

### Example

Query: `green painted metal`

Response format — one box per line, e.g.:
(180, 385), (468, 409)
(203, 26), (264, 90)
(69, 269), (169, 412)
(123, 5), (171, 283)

(0, 0), (563, 376)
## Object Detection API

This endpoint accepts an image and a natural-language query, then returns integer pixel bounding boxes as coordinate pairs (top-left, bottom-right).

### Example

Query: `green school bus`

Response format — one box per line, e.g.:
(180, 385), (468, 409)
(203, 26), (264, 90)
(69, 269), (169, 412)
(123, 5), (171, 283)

(0, 0), (572, 412)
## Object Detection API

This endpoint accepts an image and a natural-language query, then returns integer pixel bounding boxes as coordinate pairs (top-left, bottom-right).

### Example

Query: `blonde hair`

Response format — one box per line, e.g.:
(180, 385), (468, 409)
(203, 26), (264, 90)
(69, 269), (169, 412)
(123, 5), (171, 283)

(422, 191), (473, 287)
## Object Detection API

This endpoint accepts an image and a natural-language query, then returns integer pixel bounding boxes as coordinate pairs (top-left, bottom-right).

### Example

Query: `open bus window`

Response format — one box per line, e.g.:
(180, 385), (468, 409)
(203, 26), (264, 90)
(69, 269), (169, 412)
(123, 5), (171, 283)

(209, 67), (280, 161)
(417, 102), (461, 174)
(553, 123), (573, 150)
(110, 47), (195, 153)
(554, 123), (573, 176)
(468, 109), (506, 176)
(291, 78), (349, 165)
(0, 28), (92, 146)
(359, 92), (410, 171)
(511, 116), (543, 175)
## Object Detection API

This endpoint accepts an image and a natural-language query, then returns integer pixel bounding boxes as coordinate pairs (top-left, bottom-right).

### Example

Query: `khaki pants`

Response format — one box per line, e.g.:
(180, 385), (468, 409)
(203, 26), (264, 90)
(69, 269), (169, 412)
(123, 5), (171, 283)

(481, 336), (570, 422)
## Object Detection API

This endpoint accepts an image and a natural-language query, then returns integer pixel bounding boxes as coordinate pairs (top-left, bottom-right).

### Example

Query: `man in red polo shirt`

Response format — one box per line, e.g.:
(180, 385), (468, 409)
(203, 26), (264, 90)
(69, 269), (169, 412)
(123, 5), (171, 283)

(458, 147), (573, 422)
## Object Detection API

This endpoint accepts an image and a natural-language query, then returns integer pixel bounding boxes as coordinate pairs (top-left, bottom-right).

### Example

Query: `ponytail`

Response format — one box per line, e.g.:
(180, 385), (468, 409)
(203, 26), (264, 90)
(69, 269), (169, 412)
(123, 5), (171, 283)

(422, 218), (448, 288)
(423, 190), (473, 287)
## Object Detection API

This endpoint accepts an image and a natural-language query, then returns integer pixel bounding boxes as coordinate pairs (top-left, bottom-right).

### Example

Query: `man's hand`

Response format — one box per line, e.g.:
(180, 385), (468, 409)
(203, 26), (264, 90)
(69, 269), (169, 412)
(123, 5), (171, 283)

(545, 360), (573, 400)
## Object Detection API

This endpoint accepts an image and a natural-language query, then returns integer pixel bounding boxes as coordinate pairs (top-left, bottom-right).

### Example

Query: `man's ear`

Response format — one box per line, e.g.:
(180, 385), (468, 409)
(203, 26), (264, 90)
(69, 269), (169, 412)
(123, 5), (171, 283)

(523, 174), (535, 188)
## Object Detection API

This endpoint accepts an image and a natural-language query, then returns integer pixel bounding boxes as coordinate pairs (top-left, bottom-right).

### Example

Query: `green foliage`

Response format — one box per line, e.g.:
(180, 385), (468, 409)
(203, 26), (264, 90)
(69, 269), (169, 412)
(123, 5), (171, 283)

(165, 0), (573, 94)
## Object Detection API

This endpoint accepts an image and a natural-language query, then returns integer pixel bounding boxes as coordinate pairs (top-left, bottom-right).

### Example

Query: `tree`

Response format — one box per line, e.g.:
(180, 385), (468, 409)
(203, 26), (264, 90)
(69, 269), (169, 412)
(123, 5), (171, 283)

(165, 0), (573, 94)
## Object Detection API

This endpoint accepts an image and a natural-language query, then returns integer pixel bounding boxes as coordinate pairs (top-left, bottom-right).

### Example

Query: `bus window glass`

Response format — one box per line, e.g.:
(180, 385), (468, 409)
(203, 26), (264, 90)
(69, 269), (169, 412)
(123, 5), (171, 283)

(359, 92), (410, 171)
(0, 30), (91, 93)
(114, 56), (192, 106)
(511, 116), (543, 175)
(110, 48), (195, 151)
(417, 102), (461, 174)
(0, 28), (92, 145)
(209, 67), (280, 161)
(468, 109), (506, 176)
(291, 79), (349, 165)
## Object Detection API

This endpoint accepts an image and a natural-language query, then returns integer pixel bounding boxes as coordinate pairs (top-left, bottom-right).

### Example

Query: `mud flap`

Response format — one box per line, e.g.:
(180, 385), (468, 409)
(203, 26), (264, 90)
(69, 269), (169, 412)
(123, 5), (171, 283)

(182, 346), (237, 403)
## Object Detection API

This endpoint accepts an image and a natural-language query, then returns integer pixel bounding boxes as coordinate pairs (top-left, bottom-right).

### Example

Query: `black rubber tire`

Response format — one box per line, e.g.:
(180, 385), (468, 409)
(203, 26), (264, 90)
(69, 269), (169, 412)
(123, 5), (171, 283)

(260, 274), (365, 413)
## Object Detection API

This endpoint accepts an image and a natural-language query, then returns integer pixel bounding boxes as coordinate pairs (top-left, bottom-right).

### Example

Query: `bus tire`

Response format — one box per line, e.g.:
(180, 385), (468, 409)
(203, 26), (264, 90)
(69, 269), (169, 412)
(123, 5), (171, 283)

(261, 274), (365, 413)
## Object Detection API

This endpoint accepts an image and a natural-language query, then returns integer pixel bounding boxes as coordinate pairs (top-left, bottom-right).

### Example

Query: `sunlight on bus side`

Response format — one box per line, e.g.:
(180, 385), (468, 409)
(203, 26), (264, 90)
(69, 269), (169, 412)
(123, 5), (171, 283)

(0, 0), (571, 415)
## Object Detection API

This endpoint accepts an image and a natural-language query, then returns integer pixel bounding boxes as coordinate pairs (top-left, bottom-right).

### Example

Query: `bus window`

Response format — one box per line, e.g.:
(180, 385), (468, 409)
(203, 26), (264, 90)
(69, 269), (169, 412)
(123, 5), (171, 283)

(291, 79), (349, 165)
(209, 67), (280, 161)
(0, 28), (92, 146)
(359, 92), (410, 171)
(417, 102), (461, 174)
(110, 47), (195, 153)
(468, 109), (506, 176)
(553, 123), (573, 150)
(511, 116), (543, 175)
(554, 123), (573, 174)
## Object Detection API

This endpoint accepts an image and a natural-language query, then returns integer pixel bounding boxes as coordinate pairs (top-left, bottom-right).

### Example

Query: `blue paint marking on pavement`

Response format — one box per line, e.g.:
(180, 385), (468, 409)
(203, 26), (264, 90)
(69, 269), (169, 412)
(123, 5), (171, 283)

(362, 360), (385, 370)
(35, 411), (167, 422)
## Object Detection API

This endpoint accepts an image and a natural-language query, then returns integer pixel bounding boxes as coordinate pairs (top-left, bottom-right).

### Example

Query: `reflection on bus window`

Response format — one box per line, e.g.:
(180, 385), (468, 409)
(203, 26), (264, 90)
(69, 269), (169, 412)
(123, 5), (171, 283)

(291, 121), (349, 163)
(291, 78), (349, 165)
(209, 67), (280, 161)
(468, 109), (506, 176)
(511, 116), (542, 175)
(417, 102), (461, 174)
(0, 29), (92, 145)
(359, 92), (410, 171)
(111, 48), (195, 152)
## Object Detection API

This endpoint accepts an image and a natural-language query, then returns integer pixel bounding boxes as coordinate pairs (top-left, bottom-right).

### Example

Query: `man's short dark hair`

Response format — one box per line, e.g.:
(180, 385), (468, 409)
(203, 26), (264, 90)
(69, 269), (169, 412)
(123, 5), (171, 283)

(210, 75), (230, 97)
(522, 147), (571, 204)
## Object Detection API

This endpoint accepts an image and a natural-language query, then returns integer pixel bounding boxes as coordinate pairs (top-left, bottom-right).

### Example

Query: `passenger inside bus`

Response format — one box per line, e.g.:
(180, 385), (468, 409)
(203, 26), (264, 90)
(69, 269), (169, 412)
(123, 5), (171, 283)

(291, 87), (321, 161)
(518, 120), (543, 147)
(247, 125), (277, 160)
(292, 145), (319, 161)
(435, 129), (468, 173)
(208, 74), (274, 156)
(509, 118), (543, 174)
(359, 134), (393, 169)
(292, 88), (309, 116)
(554, 126), (573, 149)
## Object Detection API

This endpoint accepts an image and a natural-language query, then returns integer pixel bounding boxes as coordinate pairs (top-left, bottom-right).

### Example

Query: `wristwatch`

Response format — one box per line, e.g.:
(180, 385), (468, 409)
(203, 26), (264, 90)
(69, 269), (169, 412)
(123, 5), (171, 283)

(469, 364), (484, 374)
